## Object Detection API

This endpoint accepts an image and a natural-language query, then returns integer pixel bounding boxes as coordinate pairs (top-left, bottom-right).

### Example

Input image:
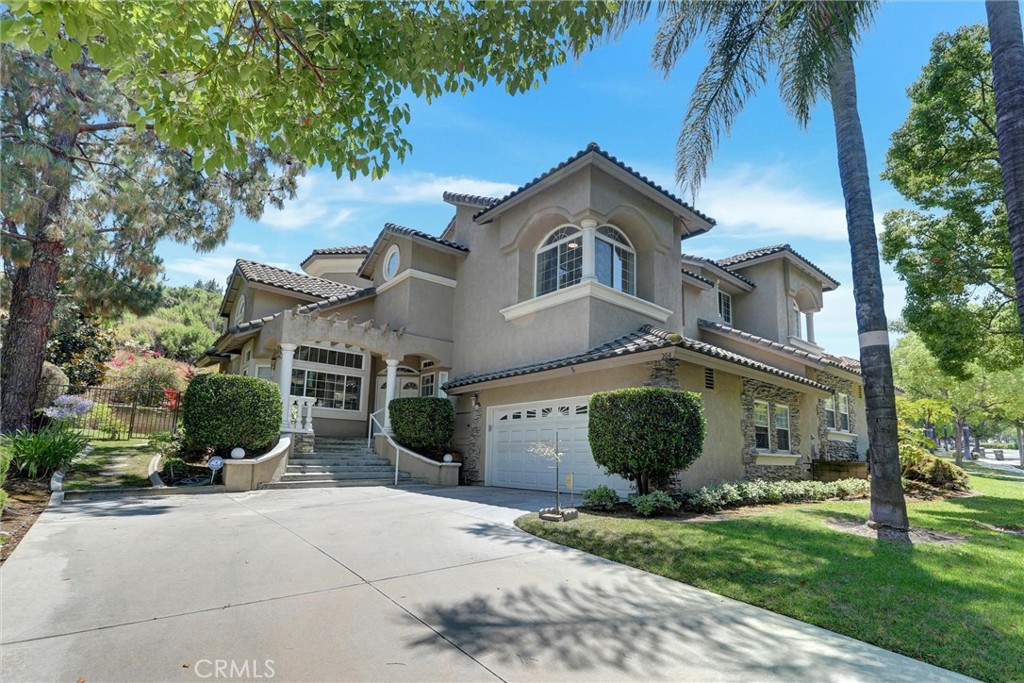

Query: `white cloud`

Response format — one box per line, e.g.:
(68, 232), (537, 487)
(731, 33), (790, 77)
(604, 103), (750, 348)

(164, 241), (292, 282)
(256, 171), (518, 232)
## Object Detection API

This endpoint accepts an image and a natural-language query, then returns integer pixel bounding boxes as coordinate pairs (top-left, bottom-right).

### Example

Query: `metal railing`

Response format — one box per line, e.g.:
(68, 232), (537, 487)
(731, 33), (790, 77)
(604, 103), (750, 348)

(36, 382), (181, 440)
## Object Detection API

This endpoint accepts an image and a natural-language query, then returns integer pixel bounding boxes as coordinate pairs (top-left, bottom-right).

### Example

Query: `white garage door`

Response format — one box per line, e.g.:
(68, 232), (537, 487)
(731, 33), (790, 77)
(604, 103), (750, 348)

(487, 397), (632, 497)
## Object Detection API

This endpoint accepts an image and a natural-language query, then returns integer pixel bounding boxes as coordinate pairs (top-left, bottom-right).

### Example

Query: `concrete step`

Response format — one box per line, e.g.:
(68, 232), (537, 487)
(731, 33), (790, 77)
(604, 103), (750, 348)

(261, 477), (429, 490)
(282, 470), (408, 481)
(286, 465), (396, 474)
(290, 454), (386, 463)
(298, 450), (379, 457)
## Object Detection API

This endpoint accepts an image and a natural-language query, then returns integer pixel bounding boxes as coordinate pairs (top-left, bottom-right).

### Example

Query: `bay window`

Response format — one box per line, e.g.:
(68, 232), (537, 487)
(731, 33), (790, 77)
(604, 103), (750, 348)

(595, 225), (636, 295)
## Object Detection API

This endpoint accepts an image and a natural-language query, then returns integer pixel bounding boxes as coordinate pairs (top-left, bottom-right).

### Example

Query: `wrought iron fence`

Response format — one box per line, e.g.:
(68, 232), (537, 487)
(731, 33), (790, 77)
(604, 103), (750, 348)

(36, 382), (182, 440)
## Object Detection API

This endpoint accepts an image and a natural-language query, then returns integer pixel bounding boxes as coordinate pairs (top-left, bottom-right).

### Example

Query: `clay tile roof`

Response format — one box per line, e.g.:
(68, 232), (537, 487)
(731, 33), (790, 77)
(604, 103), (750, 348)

(235, 259), (361, 300)
(698, 319), (862, 375)
(299, 245), (372, 268)
(443, 324), (828, 392)
(681, 253), (756, 288)
(442, 191), (500, 208)
(294, 287), (377, 315)
(382, 222), (469, 252)
(472, 143), (716, 226)
(681, 268), (714, 287)
(716, 244), (840, 288)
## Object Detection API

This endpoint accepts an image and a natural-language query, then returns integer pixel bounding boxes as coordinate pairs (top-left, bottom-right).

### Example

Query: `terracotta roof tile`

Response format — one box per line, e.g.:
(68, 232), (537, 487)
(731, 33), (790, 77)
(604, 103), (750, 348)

(716, 244), (840, 288)
(444, 325), (828, 391)
(236, 259), (361, 300)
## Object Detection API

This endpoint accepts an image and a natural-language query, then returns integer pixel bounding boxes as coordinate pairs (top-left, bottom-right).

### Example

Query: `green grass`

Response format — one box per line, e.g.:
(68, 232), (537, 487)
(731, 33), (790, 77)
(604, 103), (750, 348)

(517, 470), (1024, 682)
(62, 439), (155, 491)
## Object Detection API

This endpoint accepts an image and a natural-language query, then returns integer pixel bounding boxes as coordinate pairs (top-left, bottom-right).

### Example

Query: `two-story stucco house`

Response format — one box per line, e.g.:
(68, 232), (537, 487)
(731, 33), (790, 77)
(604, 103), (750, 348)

(200, 144), (866, 494)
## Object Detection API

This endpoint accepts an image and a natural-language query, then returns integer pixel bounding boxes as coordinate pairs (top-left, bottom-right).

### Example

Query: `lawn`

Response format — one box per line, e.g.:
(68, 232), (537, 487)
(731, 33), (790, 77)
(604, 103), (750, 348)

(62, 439), (155, 491)
(517, 468), (1024, 682)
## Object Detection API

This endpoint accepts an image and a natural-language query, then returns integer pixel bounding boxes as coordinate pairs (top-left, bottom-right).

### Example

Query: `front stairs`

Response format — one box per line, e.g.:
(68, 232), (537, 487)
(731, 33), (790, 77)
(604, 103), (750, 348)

(261, 437), (428, 490)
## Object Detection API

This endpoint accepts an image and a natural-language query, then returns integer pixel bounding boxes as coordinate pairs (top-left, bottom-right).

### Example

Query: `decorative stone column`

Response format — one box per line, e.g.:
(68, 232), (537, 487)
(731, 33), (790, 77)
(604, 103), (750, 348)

(643, 354), (681, 389)
(383, 358), (399, 431)
(278, 343), (297, 431)
(580, 218), (598, 282)
(465, 393), (482, 483)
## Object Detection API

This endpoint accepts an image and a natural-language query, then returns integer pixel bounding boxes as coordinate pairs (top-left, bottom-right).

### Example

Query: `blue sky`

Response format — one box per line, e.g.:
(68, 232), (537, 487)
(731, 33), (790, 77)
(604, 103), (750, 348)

(158, 2), (991, 358)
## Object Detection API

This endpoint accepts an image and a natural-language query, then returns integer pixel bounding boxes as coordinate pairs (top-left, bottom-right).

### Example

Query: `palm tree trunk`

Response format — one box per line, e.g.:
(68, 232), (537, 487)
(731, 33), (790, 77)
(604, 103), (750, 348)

(986, 1), (1024, 349)
(828, 41), (910, 541)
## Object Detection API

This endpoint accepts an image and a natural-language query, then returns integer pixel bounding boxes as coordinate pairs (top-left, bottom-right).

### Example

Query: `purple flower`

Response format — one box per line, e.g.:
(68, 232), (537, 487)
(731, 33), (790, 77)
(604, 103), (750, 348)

(43, 394), (95, 421)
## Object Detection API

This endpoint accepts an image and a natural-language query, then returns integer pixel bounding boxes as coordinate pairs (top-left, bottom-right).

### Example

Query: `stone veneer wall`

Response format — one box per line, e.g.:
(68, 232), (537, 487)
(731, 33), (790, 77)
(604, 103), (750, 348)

(464, 394), (483, 484)
(815, 371), (860, 461)
(740, 377), (810, 480)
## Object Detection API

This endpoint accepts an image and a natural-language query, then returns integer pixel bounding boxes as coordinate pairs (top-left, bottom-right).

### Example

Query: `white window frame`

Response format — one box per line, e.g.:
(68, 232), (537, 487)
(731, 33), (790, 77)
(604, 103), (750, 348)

(754, 400), (771, 451)
(291, 343), (369, 415)
(826, 393), (851, 432)
(233, 293), (246, 326)
(436, 370), (449, 399)
(594, 224), (636, 296)
(383, 244), (401, 281)
(254, 364), (274, 382)
(718, 291), (732, 325)
(535, 225), (583, 297)
(420, 372), (435, 398)
(775, 404), (791, 452)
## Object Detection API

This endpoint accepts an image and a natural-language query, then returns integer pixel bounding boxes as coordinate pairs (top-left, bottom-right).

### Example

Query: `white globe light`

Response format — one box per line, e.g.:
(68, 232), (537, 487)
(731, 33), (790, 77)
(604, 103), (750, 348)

(230, 447), (246, 459)
(443, 453), (454, 463)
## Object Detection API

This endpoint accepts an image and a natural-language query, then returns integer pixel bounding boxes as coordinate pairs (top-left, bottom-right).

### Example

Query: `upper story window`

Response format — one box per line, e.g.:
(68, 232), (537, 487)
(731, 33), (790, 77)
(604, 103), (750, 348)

(718, 291), (732, 325)
(233, 294), (246, 325)
(536, 226), (583, 296)
(825, 393), (851, 431)
(595, 225), (636, 295)
(295, 345), (364, 369)
(383, 244), (400, 281)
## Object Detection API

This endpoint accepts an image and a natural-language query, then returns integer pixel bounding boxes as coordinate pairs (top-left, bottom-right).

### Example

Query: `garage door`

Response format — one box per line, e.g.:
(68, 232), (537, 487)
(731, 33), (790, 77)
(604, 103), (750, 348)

(487, 397), (632, 497)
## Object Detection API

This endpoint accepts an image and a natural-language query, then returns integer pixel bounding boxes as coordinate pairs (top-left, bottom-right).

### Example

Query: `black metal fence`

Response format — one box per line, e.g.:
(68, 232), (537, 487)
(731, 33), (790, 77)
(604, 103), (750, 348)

(37, 383), (181, 440)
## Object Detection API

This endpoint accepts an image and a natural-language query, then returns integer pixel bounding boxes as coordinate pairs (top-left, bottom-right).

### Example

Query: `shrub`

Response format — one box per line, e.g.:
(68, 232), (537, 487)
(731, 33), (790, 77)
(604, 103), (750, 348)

(182, 374), (282, 455)
(589, 387), (706, 495)
(105, 352), (189, 406)
(389, 397), (454, 453)
(628, 490), (680, 517)
(0, 448), (12, 513)
(161, 456), (188, 482)
(682, 478), (869, 513)
(2, 427), (88, 479)
(903, 455), (969, 492)
(582, 484), (620, 510)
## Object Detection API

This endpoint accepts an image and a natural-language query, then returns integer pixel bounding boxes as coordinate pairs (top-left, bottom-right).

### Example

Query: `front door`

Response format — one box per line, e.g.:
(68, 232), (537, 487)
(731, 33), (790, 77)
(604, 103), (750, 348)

(375, 367), (420, 413)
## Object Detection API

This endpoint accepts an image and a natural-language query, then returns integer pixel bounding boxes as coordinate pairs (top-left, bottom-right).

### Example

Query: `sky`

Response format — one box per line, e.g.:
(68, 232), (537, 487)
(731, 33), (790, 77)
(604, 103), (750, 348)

(156, 2), (992, 358)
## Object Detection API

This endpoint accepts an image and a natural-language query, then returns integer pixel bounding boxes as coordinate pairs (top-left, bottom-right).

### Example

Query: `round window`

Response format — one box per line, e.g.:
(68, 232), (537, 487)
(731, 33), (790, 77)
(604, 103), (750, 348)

(383, 245), (400, 281)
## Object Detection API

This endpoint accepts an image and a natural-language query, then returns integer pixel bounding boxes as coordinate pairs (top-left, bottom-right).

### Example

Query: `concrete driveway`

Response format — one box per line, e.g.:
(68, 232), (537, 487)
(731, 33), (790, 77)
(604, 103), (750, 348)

(1, 486), (970, 682)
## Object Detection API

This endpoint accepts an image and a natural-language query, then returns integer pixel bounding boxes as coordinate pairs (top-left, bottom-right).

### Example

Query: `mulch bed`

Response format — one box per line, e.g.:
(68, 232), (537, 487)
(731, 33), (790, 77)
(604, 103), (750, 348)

(1, 477), (52, 564)
(825, 517), (967, 544)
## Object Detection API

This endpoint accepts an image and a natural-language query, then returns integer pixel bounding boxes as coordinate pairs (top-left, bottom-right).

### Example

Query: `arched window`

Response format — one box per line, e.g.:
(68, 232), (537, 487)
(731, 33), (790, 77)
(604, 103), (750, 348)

(595, 225), (635, 295)
(233, 294), (246, 325)
(535, 226), (582, 296)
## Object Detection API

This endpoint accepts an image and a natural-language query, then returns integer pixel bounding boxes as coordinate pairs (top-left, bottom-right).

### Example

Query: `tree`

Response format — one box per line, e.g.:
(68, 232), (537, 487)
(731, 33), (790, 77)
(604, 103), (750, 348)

(988, 370), (1024, 467)
(1, 2), (618, 433)
(627, 1), (910, 538)
(2, 1), (618, 178)
(985, 1), (1024, 361)
(891, 333), (1008, 466)
(0, 43), (300, 432)
(116, 283), (224, 361)
(881, 24), (1021, 377)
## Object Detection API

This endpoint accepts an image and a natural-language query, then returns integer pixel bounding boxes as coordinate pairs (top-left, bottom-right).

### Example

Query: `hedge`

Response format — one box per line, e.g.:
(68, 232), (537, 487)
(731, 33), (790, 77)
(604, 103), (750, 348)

(682, 478), (870, 513)
(389, 397), (454, 453)
(589, 387), (706, 495)
(182, 373), (282, 454)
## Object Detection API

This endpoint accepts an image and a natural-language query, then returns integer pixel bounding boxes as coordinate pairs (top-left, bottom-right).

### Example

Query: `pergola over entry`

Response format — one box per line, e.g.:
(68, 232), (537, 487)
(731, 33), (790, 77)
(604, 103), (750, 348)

(257, 308), (454, 432)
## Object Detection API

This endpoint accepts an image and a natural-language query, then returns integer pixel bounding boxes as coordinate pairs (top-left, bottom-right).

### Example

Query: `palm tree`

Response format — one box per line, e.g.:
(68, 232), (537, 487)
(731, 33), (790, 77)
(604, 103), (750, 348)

(985, 1), (1024, 352)
(627, 1), (911, 539)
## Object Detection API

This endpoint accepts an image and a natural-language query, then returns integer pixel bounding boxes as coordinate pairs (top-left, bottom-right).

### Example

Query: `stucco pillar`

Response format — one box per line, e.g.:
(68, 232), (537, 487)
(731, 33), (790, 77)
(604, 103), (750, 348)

(278, 343), (297, 430)
(383, 358), (399, 431)
(580, 218), (597, 282)
(806, 312), (816, 344)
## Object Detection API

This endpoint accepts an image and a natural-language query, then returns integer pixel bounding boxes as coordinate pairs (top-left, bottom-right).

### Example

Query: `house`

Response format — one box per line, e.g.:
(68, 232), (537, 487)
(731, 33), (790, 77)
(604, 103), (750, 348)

(199, 143), (866, 494)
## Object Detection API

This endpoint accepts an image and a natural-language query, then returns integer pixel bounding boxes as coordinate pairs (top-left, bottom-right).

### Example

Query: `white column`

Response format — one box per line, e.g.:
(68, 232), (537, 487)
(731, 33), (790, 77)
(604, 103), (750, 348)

(383, 358), (399, 431)
(806, 311), (816, 344)
(580, 219), (597, 282)
(278, 343), (297, 431)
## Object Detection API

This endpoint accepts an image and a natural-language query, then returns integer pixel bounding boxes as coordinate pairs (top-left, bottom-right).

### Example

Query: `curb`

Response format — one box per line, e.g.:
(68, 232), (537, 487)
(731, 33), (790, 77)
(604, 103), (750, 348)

(62, 485), (227, 502)
(148, 453), (166, 487)
(48, 445), (94, 508)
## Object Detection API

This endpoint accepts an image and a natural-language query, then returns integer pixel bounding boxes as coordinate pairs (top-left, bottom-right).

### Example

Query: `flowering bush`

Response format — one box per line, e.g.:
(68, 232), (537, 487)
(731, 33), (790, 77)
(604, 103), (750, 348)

(105, 351), (191, 406)
(42, 395), (95, 421)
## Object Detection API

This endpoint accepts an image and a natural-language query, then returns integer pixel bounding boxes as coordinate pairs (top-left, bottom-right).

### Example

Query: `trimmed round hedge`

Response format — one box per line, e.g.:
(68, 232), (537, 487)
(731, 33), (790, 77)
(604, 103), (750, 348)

(182, 373), (282, 454)
(588, 387), (706, 495)
(389, 397), (454, 453)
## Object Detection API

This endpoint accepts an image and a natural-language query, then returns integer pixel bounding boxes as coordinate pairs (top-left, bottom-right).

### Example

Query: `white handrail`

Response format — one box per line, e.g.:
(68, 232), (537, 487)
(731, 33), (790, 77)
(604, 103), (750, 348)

(368, 410), (401, 485)
(367, 408), (385, 450)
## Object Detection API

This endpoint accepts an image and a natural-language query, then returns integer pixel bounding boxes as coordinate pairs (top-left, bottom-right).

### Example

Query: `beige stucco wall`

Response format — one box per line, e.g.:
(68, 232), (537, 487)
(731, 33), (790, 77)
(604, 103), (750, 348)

(730, 261), (787, 342)
(250, 287), (313, 321)
(450, 165), (686, 377)
(465, 358), (748, 492)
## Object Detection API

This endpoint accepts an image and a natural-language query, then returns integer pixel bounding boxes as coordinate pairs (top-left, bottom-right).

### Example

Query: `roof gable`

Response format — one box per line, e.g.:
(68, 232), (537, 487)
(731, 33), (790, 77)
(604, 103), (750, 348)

(471, 143), (715, 236)
(716, 244), (840, 290)
(358, 222), (469, 278)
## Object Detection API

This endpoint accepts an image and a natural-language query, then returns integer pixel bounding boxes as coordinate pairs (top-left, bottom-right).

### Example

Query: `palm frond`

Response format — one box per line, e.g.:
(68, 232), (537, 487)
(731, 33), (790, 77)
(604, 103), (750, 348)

(670, 1), (779, 195)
